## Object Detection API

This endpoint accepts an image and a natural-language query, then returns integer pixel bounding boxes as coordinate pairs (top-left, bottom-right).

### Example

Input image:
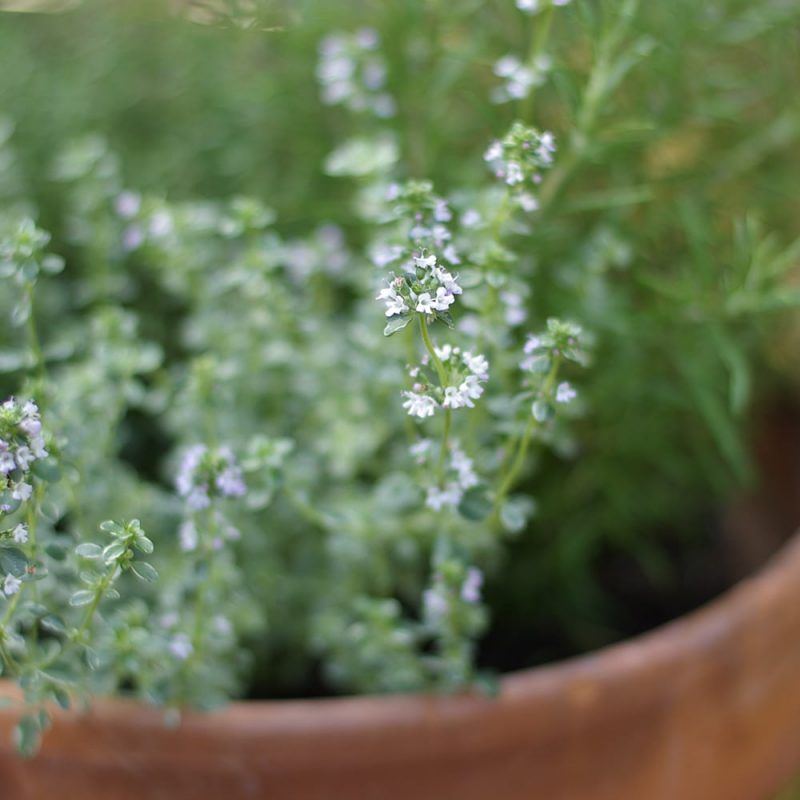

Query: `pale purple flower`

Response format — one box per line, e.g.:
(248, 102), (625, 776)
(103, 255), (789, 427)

(556, 382), (577, 404)
(461, 568), (483, 603)
(168, 633), (193, 661)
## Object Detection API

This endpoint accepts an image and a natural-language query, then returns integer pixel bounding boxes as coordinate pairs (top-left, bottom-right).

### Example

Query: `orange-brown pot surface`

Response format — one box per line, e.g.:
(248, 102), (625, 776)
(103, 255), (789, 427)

(1, 523), (800, 800)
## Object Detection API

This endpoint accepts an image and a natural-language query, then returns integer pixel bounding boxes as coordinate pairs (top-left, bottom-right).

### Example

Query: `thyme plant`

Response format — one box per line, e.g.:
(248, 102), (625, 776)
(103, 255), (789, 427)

(0, 0), (799, 755)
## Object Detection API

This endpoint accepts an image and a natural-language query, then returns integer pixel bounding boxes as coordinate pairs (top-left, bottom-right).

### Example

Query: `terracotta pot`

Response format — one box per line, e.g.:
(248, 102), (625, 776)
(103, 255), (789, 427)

(0, 519), (799, 800)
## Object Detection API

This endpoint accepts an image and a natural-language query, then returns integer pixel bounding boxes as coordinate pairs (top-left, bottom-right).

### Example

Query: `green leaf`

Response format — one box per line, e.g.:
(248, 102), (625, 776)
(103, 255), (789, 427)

(74, 543), (103, 559)
(40, 614), (67, 635)
(130, 561), (158, 583)
(41, 254), (65, 275)
(133, 535), (154, 555)
(50, 687), (70, 710)
(68, 590), (95, 607)
(13, 715), (41, 758)
(44, 542), (69, 562)
(531, 400), (554, 423)
(31, 458), (61, 483)
(434, 310), (455, 329)
(102, 542), (127, 564)
(500, 496), (535, 534)
(0, 547), (28, 577)
(457, 487), (493, 522)
(99, 520), (122, 534)
(383, 314), (412, 337)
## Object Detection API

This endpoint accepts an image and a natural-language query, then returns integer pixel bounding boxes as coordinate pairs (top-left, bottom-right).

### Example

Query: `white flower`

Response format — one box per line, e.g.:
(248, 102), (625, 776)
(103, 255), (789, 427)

(462, 352), (489, 380)
(30, 435), (48, 459)
(556, 382), (577, 404)
(442, 244), (461, 265)
(433, 200), (452, 222)
(459, 375), (485, 403)
(415, 293), (435, 314)
(516, 192), (539, 212)
(495, 54), (523, 78)
(434, 344), (454, 361)
(3, 573), (21, 596)
(433, 268), (463, 295)
(185, 486), (210, 512)
(423, 587), (449, 618)
(11, 524), (28, 544)
(148, 210), (173, 239)
(168, 633), (193, 661)
(462, 209), (482, 228)
(450, 445), (479, 489)
(14, 446), (33, 471)
(425, 482), (463, 511)
(115, 191), (141, 219)
(516, 0), (540, 13)
(12, 482), (32, 502)
(442, 386), (469, 410)
(409, 439), (434, 463)
(216, 467), (246, 498)
(19, 417), (41, 437)
(524, 334), (541, 354)
(0, 452), (14, 475)
(402, 392), (437, 418)
(505, 161), (524, 185)
(484, 141), (503, 163)
(386, 295), (408, 316)
(432, 287), (455, 312)
(414, 253), (437, 270)
(461, 567), (483, 603)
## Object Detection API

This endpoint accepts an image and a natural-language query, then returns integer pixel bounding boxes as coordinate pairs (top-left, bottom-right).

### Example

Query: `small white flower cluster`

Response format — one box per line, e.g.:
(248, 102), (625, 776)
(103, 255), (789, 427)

(373, 181), (462, 274)
(317, 29), (395, 118)
(484, 123), (556, 211)
(491, 54), (551, 104)
(0, 398), (48, 515)
(376, 252), (463, 320)
(175, 444), (246, 512)
(415, 440), (479, 511)
(516, 0), (571, 14)
(402, 347), (489, 419)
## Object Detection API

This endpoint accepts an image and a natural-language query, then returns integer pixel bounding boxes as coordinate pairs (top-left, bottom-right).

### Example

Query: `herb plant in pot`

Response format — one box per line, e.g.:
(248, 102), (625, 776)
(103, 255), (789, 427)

(0, 0), (800, 798)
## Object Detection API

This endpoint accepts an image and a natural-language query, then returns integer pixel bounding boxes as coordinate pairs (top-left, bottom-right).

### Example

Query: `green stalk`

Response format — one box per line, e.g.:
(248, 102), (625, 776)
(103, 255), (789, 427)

(519, 4), (556, 122)
(418, 315), (452, 481)
(492, 356), (561, 524)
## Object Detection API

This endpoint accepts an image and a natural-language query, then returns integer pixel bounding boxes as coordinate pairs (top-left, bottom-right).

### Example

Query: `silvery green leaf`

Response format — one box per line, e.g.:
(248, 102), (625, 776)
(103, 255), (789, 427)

(130, 561), (158, 583)
(69, 590), (94, 607)
(74, 543), (103, 559)
(532, 400), (554, 422)
(383, 314), (412, 337)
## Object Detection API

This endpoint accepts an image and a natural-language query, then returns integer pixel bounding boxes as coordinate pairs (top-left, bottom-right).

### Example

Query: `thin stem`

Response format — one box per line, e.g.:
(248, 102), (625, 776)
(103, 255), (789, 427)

(418, 315), (452, 481)
(518, 4), (556, 122)
(24, 284), (46, 396)
(492, 357), (561, 522)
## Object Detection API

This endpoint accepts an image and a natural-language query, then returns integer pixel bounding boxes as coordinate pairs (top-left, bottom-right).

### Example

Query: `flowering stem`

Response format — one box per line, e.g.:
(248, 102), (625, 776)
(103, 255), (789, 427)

(418, 314), (451, 480)
(493, 356), (561, 521)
